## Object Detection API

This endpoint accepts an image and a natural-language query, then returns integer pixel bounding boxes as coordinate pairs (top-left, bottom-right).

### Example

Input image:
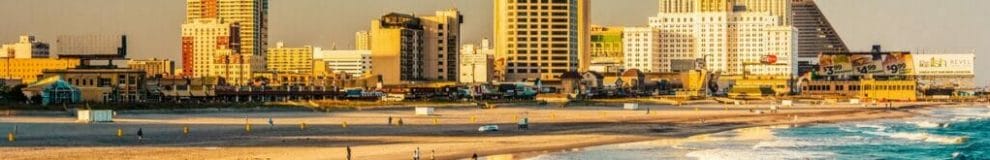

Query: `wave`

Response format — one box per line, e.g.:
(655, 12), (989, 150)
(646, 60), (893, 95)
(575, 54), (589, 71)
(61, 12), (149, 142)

(906, 121), (949, 128)
(863, 131), (968, 144)
(853, 124), (888, 131)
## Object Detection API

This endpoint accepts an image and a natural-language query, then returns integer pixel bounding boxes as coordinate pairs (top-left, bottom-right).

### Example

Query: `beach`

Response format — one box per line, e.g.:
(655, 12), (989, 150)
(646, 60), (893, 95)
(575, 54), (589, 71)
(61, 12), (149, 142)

(0, 102), (947, 160)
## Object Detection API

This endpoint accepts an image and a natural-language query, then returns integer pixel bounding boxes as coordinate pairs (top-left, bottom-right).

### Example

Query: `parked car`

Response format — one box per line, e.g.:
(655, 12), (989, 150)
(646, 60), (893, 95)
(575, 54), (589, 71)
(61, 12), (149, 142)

(478, 125), (499, 132)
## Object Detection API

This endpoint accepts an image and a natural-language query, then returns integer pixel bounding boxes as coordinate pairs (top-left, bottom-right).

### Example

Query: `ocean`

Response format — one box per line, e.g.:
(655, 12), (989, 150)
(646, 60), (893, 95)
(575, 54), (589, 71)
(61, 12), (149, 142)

(525, 106), (990, 160)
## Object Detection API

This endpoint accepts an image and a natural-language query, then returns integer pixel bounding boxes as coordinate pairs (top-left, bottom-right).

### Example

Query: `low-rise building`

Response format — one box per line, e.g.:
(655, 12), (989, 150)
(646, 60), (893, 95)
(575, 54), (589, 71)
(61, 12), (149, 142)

(40, 68), (146, 103)
(315, 50), (372, 77)
(0, 58), (80, 83)
(266, 42), (315, 74)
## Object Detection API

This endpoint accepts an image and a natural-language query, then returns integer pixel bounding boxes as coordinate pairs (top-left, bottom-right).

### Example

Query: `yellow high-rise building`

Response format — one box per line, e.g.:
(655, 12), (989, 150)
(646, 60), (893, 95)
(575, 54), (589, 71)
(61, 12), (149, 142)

(266, 42), (314, 74)
(370, 13), (424, 85)
(494, 0), (590, 82)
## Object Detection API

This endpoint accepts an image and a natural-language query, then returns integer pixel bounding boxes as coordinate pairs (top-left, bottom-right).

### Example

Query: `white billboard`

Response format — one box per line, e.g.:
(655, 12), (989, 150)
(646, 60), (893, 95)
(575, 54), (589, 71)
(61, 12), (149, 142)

(912, 53), (974, 75)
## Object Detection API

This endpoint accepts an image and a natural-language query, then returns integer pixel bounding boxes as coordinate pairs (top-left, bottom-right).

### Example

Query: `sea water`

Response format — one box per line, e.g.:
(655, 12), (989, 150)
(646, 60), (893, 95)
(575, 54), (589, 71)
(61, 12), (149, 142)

(526, 106), (990, 160)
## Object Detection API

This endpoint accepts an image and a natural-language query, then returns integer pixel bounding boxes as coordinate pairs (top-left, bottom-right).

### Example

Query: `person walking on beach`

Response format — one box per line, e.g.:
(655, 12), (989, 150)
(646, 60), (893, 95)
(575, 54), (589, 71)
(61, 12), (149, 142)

(136, 128), (144, 143)
(431, 150), (436, 160)
(346, 145), (352, 160)
(413, 147), (420, 160)
(388, 116), (393, 125)
(471, 153), (478, 160)
(268, 116), (274, 128)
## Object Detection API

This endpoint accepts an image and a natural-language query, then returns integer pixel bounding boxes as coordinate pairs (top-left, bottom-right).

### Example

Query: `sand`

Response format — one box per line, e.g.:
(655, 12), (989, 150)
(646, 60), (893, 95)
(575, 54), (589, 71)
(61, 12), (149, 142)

(0, 102), (947, 160)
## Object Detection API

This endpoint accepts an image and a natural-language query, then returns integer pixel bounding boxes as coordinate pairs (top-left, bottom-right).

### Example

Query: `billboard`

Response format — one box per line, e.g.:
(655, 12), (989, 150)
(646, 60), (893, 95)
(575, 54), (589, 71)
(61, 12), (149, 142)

(818, 52), (913, 76)
(913, 54), (974, 76)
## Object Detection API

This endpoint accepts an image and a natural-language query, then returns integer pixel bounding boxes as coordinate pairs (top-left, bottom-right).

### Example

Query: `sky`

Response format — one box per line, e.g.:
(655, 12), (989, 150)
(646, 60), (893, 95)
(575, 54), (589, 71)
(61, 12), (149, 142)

(0, 0), (987, 85)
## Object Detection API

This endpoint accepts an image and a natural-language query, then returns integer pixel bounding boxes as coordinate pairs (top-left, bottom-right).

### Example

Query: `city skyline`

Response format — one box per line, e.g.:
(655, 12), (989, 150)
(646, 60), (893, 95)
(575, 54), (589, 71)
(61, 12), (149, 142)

(0, 0), (987, 83)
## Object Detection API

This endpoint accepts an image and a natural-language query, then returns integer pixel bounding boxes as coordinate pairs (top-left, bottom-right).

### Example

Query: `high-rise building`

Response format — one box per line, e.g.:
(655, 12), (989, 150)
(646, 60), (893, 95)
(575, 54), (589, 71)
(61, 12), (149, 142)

(266, 42), (315, 74)
(590, 26), (624, 64)
(494, 0), (591, 82)
(658, 0), (790, 25)
(127, 58), (175, 77)
(622, 27), (661, 73)
(186, 0), (268, 58)
(370, 13), (425, 84)
(184, 0), (267, 85)
(792, 0), (848, 63)
(420, 9), (463, 81)
(1, 35), (50, 59)
(649, 0), (796, 76)
(355, 31), (371, 50)
(459, 39), (495, 84)
(181, 18), (261, 85)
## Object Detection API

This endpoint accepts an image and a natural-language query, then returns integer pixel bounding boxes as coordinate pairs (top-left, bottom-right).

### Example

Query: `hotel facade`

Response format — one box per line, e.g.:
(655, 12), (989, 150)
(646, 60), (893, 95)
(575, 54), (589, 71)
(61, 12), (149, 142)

(493, 0), (590, 82)
(649, 0), (796, 76)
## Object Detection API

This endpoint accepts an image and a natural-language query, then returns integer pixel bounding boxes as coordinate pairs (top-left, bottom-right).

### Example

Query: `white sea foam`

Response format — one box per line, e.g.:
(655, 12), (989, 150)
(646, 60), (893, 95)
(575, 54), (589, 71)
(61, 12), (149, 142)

(854, 124), (888, 131)
(685, 148), (834, 160)
(752, 137), (867, 150)
(907, 121), (948, 128)
(863, 131), (968, 144)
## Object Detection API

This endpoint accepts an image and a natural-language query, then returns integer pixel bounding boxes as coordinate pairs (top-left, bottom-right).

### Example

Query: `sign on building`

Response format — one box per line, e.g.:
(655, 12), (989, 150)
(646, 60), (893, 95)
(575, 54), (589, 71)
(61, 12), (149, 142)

(912, 53), (974, 76)
(818, 52), (913, 76)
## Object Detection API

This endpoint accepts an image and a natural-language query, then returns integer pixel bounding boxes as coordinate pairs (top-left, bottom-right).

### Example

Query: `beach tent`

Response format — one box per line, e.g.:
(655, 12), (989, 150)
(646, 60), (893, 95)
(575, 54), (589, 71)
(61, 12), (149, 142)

(22, 76), (82, 106)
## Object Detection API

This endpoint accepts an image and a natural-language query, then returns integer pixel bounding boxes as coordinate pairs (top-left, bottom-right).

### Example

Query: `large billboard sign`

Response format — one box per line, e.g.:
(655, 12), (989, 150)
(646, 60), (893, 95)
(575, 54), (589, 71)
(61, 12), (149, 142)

(818, 52), (913, 76)
(913, 54), (974, 76)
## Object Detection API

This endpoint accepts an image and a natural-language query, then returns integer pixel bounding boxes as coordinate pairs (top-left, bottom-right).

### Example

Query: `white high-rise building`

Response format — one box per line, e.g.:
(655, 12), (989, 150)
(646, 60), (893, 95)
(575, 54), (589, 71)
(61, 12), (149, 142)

(622, 27), (661, 73)
(459, 39), (494, 83)
(1, 35), (50, 59)
(181, 18), (261, 85)
(649, 0), (796, 76)
(184, 0), (268, 85)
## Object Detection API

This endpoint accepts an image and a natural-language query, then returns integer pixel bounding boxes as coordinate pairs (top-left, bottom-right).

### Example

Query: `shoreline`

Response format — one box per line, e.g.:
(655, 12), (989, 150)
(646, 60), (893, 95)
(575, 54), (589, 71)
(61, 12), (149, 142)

(0, 102), (973, 160)
(501, 103), (977, 160)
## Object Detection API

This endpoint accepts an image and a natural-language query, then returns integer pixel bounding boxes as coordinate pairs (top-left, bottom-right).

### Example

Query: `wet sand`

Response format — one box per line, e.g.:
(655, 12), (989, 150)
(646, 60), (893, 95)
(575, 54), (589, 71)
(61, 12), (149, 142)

(0, 102), (943, 160)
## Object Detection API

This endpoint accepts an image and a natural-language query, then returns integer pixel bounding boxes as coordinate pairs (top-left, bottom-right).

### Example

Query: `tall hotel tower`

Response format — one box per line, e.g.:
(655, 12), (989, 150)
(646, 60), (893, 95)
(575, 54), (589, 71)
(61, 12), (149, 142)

(649, 0), (796, 76)
(182, 0), (268, 85)
(494, 0), (590, 82)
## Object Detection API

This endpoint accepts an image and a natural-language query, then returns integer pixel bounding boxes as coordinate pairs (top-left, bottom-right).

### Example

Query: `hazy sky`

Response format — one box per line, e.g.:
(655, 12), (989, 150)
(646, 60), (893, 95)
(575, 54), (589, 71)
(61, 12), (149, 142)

(1, 0), (987, 85)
